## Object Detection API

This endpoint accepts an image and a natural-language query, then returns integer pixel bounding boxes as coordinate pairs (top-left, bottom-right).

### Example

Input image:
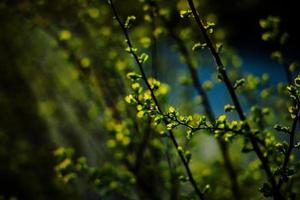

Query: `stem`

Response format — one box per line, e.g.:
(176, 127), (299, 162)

(108, 1), (205, 199)
(278, 102), (300, 189)
(186, 0), (283, 198)
(161, 15), (240, 199)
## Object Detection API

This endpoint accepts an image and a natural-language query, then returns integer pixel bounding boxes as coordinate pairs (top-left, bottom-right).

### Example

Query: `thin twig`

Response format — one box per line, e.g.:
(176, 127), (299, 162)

(108, 1), (205, 199)
(278, 101), (300, 188)
(155, 9), (240, 199)
(186, 0), (284, 198)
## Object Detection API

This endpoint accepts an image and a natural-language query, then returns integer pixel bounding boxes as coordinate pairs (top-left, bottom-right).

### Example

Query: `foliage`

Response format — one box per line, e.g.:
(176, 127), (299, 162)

(0, 0), (300, 199)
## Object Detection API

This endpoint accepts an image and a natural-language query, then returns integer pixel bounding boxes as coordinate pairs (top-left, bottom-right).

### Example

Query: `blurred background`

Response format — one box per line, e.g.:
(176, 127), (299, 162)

(0, 0), (299, 199)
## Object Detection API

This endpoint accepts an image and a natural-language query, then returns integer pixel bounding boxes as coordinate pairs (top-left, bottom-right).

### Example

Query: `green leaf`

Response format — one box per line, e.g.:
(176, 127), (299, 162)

(289, 62), (298, 72)
(125, 94), (137, 104)
(126, 72), (142, 81)
(204, 22), (215, 29)
(294, 142), (300, 149)
(288, 106), (297, 119)
(205, 22), (215, 34)
(186, 129), (193, 140)
(59, 30), (72, 41)
(271, 51), (283, 63)
(261, 32), (272, 41)
(168, 106), (175, 113)
(294, 75), (300, 87)
(224, 104), (235, 112)
(138, 53), (149, 64)
(185, 151), (192, 163)
(125, 15), (136, 29)
(131, 82), (141, 91)
(207, 27), (214, 34)
(125, 47), (138, 53)
(180, 10), (192, 18)
(192, 42), (207, 51)
(179, 175), (189, 182)
(233, 78), (245, 89)
(203, 184), (211, 194)
(166, 122), (177, 130)
(203, 80), (213, 90)
(259, 16), (281, 30)
(177, 146), (184, 153)
(273, 124), (290, 134)
(216, 43), (223, 53)
(154, 115), (163, 125)
(217, 115), (226, 123)
(259, 19), (268, 29)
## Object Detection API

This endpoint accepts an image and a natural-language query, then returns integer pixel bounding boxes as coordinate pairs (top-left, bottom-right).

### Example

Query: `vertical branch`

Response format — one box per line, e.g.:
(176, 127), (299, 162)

(278, 98), (300, 189)
(186, 0), (284, 199)
(108, 1), (205, 199)
(157, 11), (240, 199)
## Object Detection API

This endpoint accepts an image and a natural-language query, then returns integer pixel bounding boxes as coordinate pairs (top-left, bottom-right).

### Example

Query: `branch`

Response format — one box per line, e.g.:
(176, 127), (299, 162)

(278, 101), (300, 188)
(108, 1), (205, 199)
(159, 14), (241, 200)
(186, 0), (284, 198)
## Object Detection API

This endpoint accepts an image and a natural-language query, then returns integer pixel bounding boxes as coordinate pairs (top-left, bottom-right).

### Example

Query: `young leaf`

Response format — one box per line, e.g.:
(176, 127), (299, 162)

(138, 53), (149, 64)
(180, 10), (192, 18)
(273, 124), (290, 134)
(179, 175), (189, 182)
(224, 104), (235, 112)
(203, 184), (211, 194)
(233, 78), (245, 89)
(126, 72), (142, 81)
(185, 151), (192, 163)
(192, 42), (207, 51)
(125, 47), (138, 53)
(125, 15), (136, 29)
(294, 75), (300, 87)
(216, 43), (223, 53)
(177, 146), (184, 153)
(271, 51), (283, 63)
